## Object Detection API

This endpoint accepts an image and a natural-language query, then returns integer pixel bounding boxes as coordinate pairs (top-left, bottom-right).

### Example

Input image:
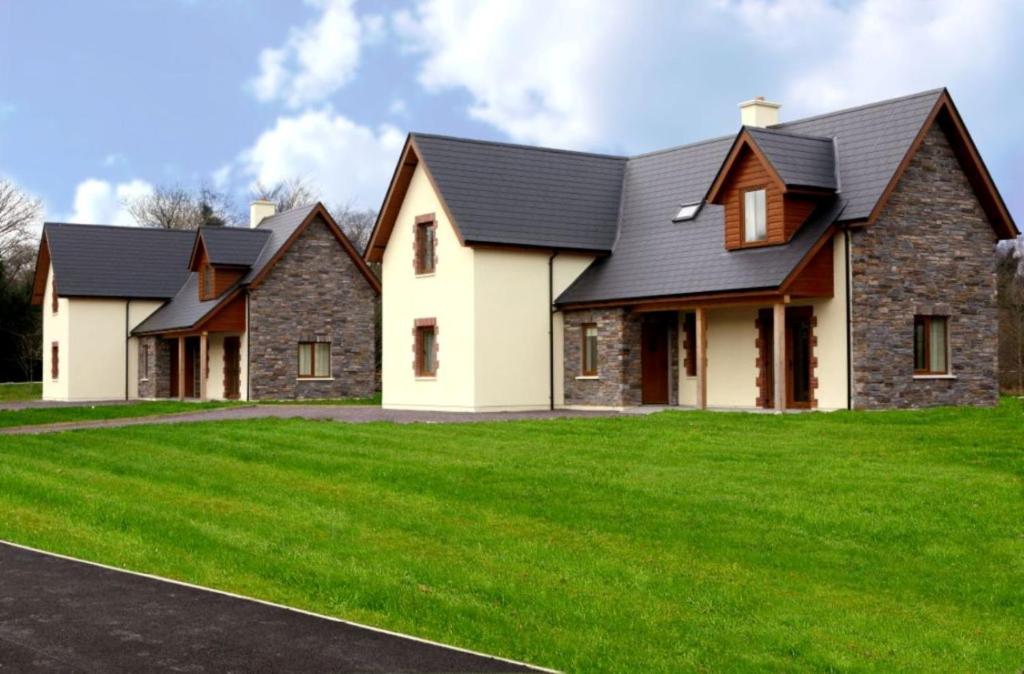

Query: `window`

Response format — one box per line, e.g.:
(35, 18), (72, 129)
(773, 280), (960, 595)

(914, 316), (949, 375)
(415, 322), (438, 377)
(140, 343), (150, 380)
(51, 342), (59, 380)
(51, 276), (58, 314)
(414, 215), (436, 275)
(581, 323), (598, 376)
(743, 188), (767, 242)
(673, 202), (702, 222)
(297, 341), (331, 378)
(683, 313), (697, 377)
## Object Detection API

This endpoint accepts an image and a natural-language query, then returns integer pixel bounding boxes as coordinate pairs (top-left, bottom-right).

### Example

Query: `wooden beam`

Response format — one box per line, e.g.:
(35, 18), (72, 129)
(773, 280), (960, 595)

(773, 303), (786, 412)
(199, 332), (208, 402)
(695, 307), (707, 410)
(177, 337), (185, 401)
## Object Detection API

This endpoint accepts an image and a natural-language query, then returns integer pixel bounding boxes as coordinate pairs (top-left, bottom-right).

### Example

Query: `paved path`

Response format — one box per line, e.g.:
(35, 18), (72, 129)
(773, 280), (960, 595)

(0, 541), (550, 673)
(0, 405), (621, 435)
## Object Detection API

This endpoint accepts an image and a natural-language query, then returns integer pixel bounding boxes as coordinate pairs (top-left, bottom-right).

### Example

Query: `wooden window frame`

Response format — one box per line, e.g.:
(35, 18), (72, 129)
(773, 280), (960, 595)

(140, 343), (150, 382)
(51, 342), (59, 380)
(741, 187), (768, 244)
(51, 276), (58, 314)
(913, 315), (950, 376)
(414, 214), (437, 275)
(581, 323), (598, 376)
(297, 340), (332, 379)
(682, 313), (697, 377)
(413, 318), (438, 377)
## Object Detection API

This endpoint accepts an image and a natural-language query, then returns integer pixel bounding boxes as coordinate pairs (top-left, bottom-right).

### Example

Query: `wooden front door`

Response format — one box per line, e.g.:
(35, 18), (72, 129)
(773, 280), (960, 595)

(223, 336), (241, 400)
(757, 308), (774, 409)
(169, 342), (179, 398)
(786, 307), (813, 408)
(183, 337), (201, 399)
(641, 320), (670, 404)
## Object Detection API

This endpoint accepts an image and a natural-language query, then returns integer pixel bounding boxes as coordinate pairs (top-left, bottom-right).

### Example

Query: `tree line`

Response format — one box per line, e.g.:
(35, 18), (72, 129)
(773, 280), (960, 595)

(0, 177), (378, 383)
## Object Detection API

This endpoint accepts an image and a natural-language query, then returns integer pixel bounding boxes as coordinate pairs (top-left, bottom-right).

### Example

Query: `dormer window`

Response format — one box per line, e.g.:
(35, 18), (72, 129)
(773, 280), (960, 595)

(673, 202), (702, 222)
(743, 188), (767, 242)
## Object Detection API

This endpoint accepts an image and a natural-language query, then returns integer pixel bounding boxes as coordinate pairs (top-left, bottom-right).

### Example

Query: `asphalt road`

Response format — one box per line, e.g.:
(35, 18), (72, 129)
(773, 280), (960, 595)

(0, 542), (548, 673)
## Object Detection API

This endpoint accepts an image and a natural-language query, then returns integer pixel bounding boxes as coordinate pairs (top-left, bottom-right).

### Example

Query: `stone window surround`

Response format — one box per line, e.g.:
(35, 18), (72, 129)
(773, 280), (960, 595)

(413, 317), (438, 378)
(413, 213), (437, 276)
(140, 342), (150, 382)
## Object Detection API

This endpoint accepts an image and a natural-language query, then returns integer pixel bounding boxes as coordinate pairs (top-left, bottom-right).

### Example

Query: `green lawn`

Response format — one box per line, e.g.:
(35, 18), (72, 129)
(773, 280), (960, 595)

(0, 402), (1021, 672)
(0, 401), (235, 429)
(0, 381), (41, 401)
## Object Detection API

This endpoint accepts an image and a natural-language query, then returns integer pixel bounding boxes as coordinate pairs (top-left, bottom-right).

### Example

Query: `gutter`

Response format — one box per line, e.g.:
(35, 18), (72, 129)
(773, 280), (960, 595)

(246, 293), (251, 402)
(548, 251), (559, 411)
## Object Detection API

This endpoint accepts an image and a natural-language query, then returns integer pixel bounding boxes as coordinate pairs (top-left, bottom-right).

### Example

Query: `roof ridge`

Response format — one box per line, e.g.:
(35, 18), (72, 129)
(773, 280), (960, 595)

(745, 126), (835, 143)
(772, 88), (945, 128)
(44, 222), (196, 234)
(411, 132), (628, 162)
(626, 134), (734, 160)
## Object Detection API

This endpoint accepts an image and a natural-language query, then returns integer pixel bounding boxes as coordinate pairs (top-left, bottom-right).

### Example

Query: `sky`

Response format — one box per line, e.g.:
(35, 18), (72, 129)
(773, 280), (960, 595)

(1, 0), (1022, 230)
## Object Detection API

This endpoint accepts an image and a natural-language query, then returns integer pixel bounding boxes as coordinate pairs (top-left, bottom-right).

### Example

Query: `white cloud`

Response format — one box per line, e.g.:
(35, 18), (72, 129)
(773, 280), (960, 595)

(394, 0), (633, 148)
(724, 0), (1015, 116)
(250, 0), (375, 108)
(237, 108), (404, 208)
(67, 178), (153, 226)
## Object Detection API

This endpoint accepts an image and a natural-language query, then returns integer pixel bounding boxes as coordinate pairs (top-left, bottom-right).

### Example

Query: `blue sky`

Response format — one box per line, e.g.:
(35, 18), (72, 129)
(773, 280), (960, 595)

(2, 0), (1022, 229)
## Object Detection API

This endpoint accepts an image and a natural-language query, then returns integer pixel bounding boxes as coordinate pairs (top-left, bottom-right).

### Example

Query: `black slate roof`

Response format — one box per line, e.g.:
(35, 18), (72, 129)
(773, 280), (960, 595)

(745, 127), (837, 191)
(412, 133), (626, 251)
(43, 223), (196, 299)
(134, 205), (316, 334)
(556, 89), (944, 304)
(199, 227), (270, 267)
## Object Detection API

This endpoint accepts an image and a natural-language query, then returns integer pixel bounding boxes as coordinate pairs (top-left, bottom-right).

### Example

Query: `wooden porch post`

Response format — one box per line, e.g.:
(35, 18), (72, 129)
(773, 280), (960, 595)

(773, 302), (786, 412)
(177, 336), (186, 401)
(199, 331), (208, 402)
(696, 307), (707, 410)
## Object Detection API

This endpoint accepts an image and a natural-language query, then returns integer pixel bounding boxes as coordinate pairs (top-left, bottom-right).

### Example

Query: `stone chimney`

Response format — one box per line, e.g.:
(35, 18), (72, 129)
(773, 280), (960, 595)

(249, 200), (276, 228)
(739, 96), (781, 128)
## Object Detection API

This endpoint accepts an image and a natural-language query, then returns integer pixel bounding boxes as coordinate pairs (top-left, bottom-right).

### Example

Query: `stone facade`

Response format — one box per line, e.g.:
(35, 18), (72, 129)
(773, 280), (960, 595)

(137, 335), (172, 399)
(850, 123), (1000, 408)
(563, 308), (642, 407)
(248, 216), (378, 400)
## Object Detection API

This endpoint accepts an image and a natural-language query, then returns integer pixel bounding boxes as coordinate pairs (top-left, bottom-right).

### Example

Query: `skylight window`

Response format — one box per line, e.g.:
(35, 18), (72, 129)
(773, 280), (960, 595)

(673, 202), (702, 222)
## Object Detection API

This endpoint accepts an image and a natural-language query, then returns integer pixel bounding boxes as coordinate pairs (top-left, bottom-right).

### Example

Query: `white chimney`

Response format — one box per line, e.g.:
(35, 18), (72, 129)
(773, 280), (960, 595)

(739, 96), (781, 128)
(249, 200), (276, 228)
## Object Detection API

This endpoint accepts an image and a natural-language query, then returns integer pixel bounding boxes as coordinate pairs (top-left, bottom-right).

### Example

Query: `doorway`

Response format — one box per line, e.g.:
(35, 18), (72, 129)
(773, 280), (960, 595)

(641, 319), (670, 404)
(223, 336), (241, 400)
(786, 307), (813, 408)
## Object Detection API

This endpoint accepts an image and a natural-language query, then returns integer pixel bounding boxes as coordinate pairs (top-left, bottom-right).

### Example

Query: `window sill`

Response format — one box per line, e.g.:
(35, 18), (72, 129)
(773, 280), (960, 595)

(913, 374), (957, 380)
(575, 375), (600, 380)
(297, 377), (334, 382)
(415, 272), (436, 278)
(415, 376), (437, 381)
(139, 378), (150, 383)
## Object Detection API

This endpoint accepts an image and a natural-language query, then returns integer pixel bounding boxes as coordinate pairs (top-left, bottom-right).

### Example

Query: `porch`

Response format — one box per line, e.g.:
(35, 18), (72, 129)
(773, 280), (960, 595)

(138, 331), (245, 402)
(563, 295), (847, 412)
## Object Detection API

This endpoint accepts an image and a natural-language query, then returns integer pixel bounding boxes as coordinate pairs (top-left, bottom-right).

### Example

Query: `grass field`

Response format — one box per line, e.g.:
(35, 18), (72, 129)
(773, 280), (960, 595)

(0, 401), (234, 429)
(0, 381), (41, 401)
(0, 401), (1021, 672)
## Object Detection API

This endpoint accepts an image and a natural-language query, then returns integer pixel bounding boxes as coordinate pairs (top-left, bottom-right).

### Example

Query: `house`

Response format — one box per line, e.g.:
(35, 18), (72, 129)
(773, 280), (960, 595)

(366, 89), (1018, 412)
(32, 202), (380, 402)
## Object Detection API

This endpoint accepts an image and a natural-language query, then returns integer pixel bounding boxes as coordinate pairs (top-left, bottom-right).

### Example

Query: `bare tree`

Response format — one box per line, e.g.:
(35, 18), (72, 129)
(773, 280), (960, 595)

(124, 183), (240, 230)
(0, 179), (42, 258)
(330, 202), (377, 253)
(250, 177), (319, 213)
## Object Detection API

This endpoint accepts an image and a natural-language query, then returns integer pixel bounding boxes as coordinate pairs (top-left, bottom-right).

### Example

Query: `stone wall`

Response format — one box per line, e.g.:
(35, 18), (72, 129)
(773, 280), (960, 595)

(850, 123), (1000, 408)
(248, 216), (379, 400)
(137, 335), (171, 399)
(563, 308), (642, 407)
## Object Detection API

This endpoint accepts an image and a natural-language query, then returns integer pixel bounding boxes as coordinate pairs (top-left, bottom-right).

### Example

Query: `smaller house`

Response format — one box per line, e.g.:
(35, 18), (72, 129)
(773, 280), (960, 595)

(33, 202), (380, 402)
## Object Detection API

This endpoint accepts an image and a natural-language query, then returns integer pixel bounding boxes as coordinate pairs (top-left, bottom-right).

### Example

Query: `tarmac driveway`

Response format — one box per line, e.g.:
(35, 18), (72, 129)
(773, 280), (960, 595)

(0, 541), (549, 673)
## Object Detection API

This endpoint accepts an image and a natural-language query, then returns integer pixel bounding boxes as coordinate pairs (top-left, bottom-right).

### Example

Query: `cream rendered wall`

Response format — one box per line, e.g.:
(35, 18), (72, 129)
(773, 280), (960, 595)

(382, 165), (477, 411)
(206, 333), (227, 400)
(41, 265), (69, 401)
(792, 233), (849, 410)
(474, 251), (594, 410)
(705, 307), (760, 408)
